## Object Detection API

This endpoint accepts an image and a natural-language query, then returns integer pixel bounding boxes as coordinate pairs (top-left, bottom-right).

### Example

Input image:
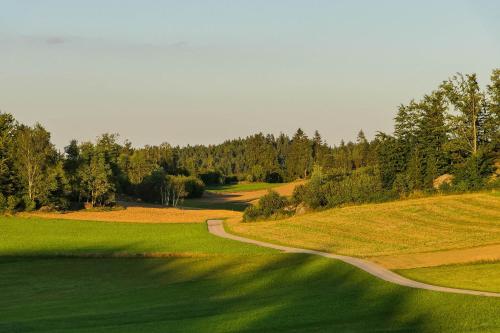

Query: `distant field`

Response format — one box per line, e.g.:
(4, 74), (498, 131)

(24, 205), (241, 223)
(0, 216), (272, 256)
(1, 255), (499, 332)
(227, 192), (500, 266)
(203, 181), (306, 208)
(206, 182), (282, 193)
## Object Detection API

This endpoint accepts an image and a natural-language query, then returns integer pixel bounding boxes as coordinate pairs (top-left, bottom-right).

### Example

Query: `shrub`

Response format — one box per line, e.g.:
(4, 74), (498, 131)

(294, 166), (387, 209)
(223, 175), (238, 185)
(183, 176), (205, 198)
(7, 195), (20, 212)
(199, 171), (222, 186)
(0, 193), (6, 212)
(243, 190), (290, 222)
(291, 184), (307, 205)
(323, 168), (384, 207)
(22, 196), (36, 212)
(265, 171), (284, 183)
(242, 205), (261, 221)
(300, 166), (328, 209)
(258, 190), (289, 216)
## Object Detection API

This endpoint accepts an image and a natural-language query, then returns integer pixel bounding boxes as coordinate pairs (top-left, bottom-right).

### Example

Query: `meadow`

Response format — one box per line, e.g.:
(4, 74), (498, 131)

(1, 193), (500, 332)
(0, 216), (270, 256)
(1, 255), (500, 332)
(398, 261), (500, 293)
(227, 191), (500, 293)
(228, 192), (500, 260)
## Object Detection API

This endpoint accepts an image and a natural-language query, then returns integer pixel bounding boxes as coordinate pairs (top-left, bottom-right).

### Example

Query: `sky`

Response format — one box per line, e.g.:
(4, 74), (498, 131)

(1, 0), (499, 149)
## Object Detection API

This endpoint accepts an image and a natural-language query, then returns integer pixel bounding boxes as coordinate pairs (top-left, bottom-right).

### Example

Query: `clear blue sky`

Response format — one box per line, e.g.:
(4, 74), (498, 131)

(1, 0), (499, 149)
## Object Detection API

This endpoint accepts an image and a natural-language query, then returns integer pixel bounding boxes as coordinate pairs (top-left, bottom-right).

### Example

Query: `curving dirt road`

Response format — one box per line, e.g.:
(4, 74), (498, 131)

(207, 219), (500, 298)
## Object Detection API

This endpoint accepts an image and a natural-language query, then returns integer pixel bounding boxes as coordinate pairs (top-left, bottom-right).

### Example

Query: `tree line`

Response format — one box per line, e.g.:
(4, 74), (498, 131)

(1, 69), (498, 213)
(244, 70), (499, 220)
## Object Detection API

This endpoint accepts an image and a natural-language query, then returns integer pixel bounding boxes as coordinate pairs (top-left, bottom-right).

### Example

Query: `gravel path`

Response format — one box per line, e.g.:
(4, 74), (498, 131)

(207, 219), (500, 298)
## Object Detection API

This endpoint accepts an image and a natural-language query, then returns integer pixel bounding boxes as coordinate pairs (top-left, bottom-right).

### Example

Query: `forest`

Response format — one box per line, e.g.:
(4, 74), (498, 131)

(0, 69), (498, 214)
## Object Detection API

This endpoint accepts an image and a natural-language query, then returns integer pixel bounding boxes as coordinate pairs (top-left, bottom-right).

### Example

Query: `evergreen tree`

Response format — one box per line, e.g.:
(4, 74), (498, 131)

(286, 128), (312, 180)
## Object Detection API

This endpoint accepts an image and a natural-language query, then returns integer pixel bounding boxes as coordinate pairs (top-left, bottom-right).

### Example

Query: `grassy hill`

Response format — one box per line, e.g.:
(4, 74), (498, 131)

(228, 192), (500, 259)
(227, 191), (500, 292)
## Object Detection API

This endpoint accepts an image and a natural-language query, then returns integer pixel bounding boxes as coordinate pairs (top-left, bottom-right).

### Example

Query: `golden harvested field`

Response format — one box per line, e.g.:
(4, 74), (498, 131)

(227, 192), (500, 268)
(24, 206), (241, 224)
(373, 244), (500, 269)
(205, 180), (306, 204)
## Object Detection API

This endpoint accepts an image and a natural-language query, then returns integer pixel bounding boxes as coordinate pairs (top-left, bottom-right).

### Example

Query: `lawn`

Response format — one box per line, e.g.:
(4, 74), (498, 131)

(0, 216), (272, 256)
(398, 261), (500, 293)
(206, 182), (282, 193)
(1, 255), (499, 332)
(227, 192), (500, 259)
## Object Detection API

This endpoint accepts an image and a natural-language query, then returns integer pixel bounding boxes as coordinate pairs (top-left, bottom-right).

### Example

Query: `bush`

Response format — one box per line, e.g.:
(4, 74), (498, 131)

(199, 171), (222, 186)
(223, 175), (238, 185)
(242, 205), (261, 221)
(7, 195), (20, 212)
(22, 195), (36, 212)
(323, 168), (384, 207)
(183, 176), (205, 198)
(0, 193), (6, 212)
(258, 190), (289, 216)
(294, 166), (388, 210)
(265, 171), (284, 183)
(243, 190), (290, 222)
(291, 184), (307, 205)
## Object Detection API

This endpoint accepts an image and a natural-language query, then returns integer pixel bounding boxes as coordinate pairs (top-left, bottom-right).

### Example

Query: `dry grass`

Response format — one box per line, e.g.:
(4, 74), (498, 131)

(373, 244), (500, 269)
(227, 192), (500, 268)
(23, 206), (241, 224)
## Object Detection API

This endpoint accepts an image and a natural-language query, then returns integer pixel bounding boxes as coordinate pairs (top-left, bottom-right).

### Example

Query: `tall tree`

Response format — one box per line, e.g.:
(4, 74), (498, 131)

(485, 69), (500, 147)
(13, 124), (56, 202)
(0, 112), (16, 196)
(353, 129), (369, 168)
(286, 128), (312, 180)
(79, 151), (113, 207)
(441, 73), (483, 156)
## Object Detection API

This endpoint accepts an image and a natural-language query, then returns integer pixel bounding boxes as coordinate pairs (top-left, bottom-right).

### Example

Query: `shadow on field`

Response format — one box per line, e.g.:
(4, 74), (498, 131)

(117, 197), (249, 212)
(1, 249), (498, 332)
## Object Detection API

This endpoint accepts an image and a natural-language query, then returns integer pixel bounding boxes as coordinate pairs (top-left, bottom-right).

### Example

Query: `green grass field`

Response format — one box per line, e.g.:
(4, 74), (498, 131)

(398, 261), (500, 293)
(1, 255), (500, 332)
(1, 213), (500, 332)
(0, 216), (272, 256)
(206, 182), (281, 193)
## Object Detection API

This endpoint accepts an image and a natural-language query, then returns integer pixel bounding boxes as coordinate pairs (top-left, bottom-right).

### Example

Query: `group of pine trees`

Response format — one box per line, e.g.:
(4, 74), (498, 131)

(1, 69), (498, 213)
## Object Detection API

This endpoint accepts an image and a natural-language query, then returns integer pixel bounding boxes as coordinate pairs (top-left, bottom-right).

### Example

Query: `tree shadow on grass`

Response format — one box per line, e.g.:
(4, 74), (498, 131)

(0, 249), (499, 333)
(115, 197), (249, 212)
